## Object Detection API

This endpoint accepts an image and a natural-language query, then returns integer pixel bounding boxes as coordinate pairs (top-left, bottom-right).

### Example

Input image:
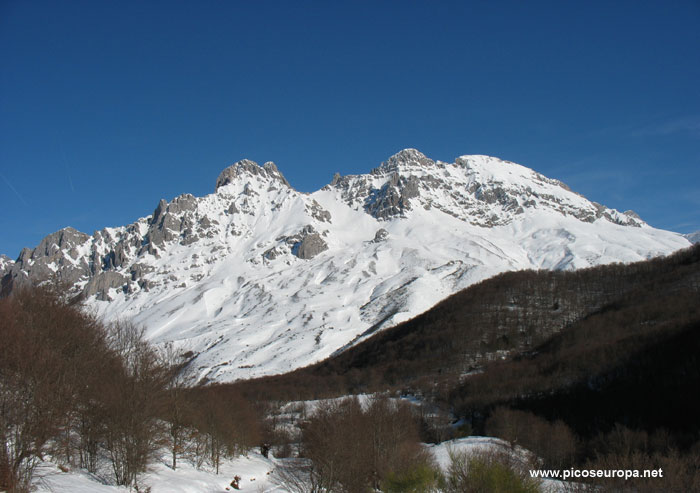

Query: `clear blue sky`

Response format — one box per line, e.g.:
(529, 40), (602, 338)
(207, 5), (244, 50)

(1, 0), (699, 258)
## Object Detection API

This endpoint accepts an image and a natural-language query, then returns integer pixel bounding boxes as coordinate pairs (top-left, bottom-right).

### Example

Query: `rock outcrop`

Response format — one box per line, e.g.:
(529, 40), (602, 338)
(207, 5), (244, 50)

(215, 159), (291, 190)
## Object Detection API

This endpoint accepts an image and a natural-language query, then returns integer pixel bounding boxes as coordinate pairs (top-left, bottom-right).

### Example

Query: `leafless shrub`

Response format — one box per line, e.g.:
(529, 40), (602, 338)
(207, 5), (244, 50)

(444, 447), (542, 493)
(297, 395), (435, 492)
(0, 287), (111, 492)
(486, 407), (577, 469)
(101, 320), (168, 486)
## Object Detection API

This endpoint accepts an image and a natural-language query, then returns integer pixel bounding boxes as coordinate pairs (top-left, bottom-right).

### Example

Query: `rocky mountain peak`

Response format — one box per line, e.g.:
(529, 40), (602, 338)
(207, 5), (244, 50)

(373, 148), (435, 175)
(215, 159), (291, 191)
(24, 227), (91, 261)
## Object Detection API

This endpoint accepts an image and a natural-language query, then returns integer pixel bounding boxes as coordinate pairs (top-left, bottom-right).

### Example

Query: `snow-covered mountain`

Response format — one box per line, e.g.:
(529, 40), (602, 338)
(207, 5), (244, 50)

(684, 231), (700, 244)
(2, 149), (690, 383)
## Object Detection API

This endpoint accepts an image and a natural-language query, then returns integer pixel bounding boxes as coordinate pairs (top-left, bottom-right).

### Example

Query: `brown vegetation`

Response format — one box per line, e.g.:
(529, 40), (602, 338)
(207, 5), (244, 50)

(0, 286), (260, 492)
(277, 396), (437, 492)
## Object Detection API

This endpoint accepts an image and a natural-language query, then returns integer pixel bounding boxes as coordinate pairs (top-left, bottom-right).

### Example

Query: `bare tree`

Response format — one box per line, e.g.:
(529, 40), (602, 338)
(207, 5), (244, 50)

(298, 395), (435, 492)
(160, 343), (190, 470)
(102, 320), (168, 486)
(0, 287), (107, 492)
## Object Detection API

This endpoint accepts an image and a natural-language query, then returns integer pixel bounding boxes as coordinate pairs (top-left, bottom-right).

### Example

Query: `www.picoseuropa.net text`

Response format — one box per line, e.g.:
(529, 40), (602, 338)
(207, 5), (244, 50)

(530, 467), (664, 481)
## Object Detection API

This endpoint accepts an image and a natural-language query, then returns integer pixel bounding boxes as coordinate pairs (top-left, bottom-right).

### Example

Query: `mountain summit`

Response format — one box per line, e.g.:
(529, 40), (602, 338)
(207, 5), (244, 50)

(331, 149), (643, 227)
(1, 150), (690, 382)
(215, 159), (292, 191)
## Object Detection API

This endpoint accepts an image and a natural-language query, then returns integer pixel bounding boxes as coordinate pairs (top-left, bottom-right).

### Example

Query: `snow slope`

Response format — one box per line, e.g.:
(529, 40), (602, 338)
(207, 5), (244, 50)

(3, 149), (690, 383)
(429, 437), (569, 493)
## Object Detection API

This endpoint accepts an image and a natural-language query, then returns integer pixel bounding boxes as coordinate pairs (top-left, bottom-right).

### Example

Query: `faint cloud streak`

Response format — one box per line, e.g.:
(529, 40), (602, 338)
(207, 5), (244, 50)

(59, 144), (76, 192)
(631, 115), (700, 138)
(0, 173), (29, 207)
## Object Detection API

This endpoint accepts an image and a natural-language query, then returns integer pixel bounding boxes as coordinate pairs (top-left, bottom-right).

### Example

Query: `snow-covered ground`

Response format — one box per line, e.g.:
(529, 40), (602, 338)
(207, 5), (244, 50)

(32, 438), (574, 492)
(29, 395), (568, 492)
(429, 437), (572, 493)
(33, 451), (285, 493)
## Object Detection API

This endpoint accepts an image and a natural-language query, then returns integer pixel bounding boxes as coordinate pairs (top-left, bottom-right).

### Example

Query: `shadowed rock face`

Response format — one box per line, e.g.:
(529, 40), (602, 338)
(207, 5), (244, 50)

(372, 229), (389, 243)
(2, 228), (93, 295)
(144, 194), (204, 250)
(266, 225), (329, 261)
(83, 271), (129, 301)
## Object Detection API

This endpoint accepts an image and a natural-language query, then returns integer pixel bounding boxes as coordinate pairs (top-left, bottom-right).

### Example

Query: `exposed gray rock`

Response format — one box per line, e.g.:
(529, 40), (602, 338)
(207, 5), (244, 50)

(151, 199), (168, 226)
(268, 225), (330, 260)
(263, 161), (289, 185)
(263, 246), (282, 260)
(167, 194), (197, 214)
(372, 229), (389, 243)
(180, 233), (199, 245)
(33, 227), (90, 259)
(4, 227), (92, 292)
(624, 210), (641, 221)
(365, 174), (421, 219)
(199, 216), (212, 230)
(104, 241), (130, 269)
(83, 271), (129, 301)
(296, 233), (328, 260)
(307, 199), (332, 223)
(243, 183), (258, 196)
(215, 159), (292, 190)
(474, 184), (521, 213)
(142, 193), (206, 251)
(402, 175), (420, 199)
(373, 148), (435, 174)
(329, 150), (441, 220)
(130, 263), (154, 281)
